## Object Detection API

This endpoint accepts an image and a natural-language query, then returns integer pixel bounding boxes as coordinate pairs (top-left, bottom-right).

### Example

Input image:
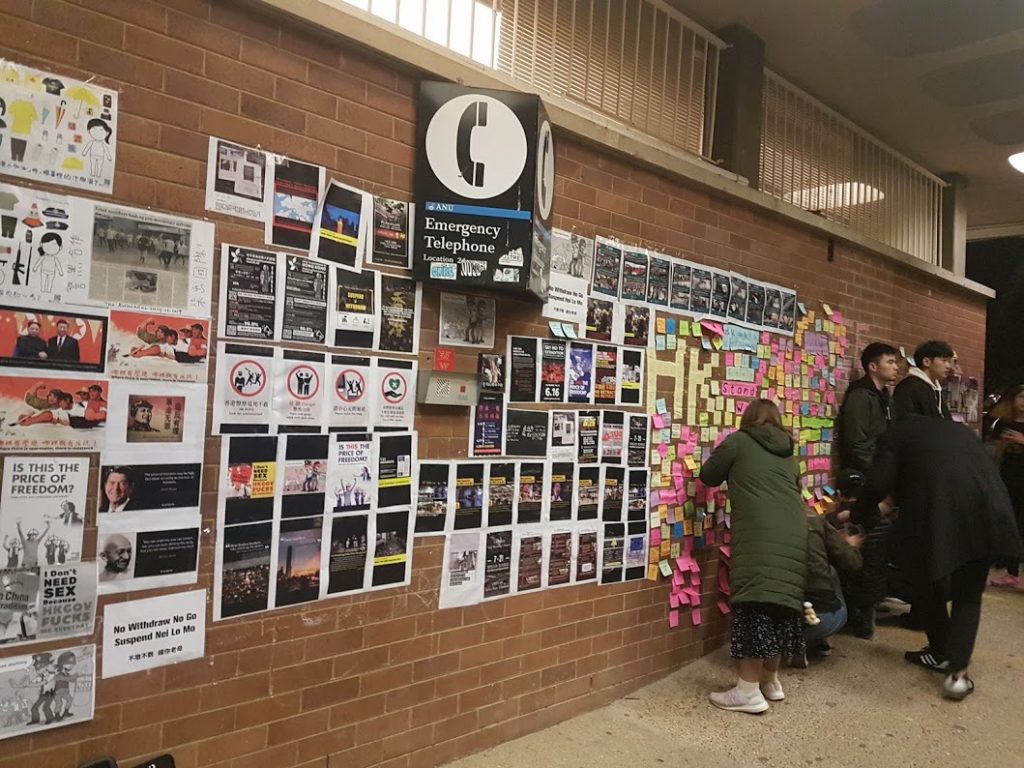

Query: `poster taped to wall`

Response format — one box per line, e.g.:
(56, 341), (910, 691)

(272, 349), (326, 433)
(372, 358), (417, 430)
(0, 562), (98, 648)
(328, 434), (374, 514)
(0, 642), (96, 742)
(90, 202), (214, 317)
(0, 61), (118, 193)
(97, 456), (201, 519)
(369, 197), (412, 269)
(205, 137), (267, 221)
(281, 253), (329, 344)
(106, 310), (209, 383)
(0, 182), (94, 308)
(310, 180), (371, 272)
(95, 520), (200, 595)
(0, 374), (108, 451)
(1, 455), (88, 567)
(0, 305), (108, 375)
(438, 531), (483, 609)
(332, 267), (375, 349)
(377, 273), (421, 354)
(415, 462), (452, 535)
(542, 229), (590, 325)
(439, 292), (495, 348)
(218, 244), (280, 342)
(327, 354), (373, 431)
(105, 379), (207, 451)
(102, 589), (206, 678)
(265, 157), (325, 252)
(213, 343), (275, 434)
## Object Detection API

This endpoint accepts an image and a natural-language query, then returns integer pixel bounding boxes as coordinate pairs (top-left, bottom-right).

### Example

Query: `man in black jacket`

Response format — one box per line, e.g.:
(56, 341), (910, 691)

(893, 340), (954, 419)
(835, 342), (898, 638)
(854, 415), (1023, 700)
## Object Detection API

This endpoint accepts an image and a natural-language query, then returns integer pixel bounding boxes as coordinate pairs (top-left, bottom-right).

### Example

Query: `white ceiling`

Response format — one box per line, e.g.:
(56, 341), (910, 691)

(671, 0), (1024, 230)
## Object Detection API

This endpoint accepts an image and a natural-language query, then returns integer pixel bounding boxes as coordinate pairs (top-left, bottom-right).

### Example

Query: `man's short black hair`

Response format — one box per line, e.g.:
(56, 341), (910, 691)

(914, 340), (954, 365)
(104, 466), (135, 486)
(861, 342), (898, 372)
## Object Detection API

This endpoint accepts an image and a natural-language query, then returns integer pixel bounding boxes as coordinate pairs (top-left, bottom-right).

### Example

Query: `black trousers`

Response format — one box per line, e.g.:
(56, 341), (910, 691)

(919, 560), (989, 671)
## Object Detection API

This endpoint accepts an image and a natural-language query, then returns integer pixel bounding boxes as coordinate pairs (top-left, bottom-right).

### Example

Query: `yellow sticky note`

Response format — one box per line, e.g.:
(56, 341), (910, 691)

(656, 317), (667, 334)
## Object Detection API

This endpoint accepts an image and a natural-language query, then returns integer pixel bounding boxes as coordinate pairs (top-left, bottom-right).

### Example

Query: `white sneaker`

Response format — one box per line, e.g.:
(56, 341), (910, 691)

(942, 673), (975, 701)
(710, 686), (770, 714)
(761, 679), (785, 702)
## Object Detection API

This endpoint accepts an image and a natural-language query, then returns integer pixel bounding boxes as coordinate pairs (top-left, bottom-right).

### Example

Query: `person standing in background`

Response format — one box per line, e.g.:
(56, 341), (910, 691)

(987, 384), (1024, 588)
(700, 400), (808, 714)
(893, 340), (955, 419)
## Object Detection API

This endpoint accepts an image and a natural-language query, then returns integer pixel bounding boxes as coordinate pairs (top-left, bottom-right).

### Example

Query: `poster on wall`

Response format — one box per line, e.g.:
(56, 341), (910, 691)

(453, 462), (484, 530)
(575, 528), (598, 582)
(504, 409), (548, 457)
(0, 182), (94, 308)
(212, 343), (275, 434)
(105, 379), (206, 451)
(371, 508), (412, 588)
(0, 643), (96, 742)
(369, 197), (412, 269)
(376, 431), (415, 509)
(567, 341), (594, 404)
(549, 410), (576, 461)
(280, 253), (328, 344)
(577, 410), (599, 464)
(620, 247), (649, 303)
(0, 305), (107, 375)
(280, 435), (328, 520)
(218, 244), (280, 342)
(216, 521), (272, 619)
(439, 292), (496, 349)
(470, 401), (504, 457)
(543, 229), (591, 325)
(508, 336), (538, 402)
(325, 513), (368, 595)
(689, 266), (712, 315)
(576, 465), (600, 520)
(310, 180), (371, 272)
(415, 462), (452, 535)
(486, 462), (515, 527)
(274, 514), (323, 608)
(585, 297), (615, 343)
(332, 267), (375, 349)
(377, 273), (420, 354)
(272, 349), (326, 433)
(594, 345), (618, 406)
(670, 260), (692, 313)
(265, 157), (326, 252)
(592, 237), (623, 298)
(89, 203), (215, 317)
(102, 589), (206, 678)
(372, 358), (416, 430)
(327, 354), (372, 431)
(483, 529), (512, 599)
(327, 434), (374, 514)
(438, 530), (483, 609)
(619, 348), (644, 406)
(97, 456), (201, 520)
(0, 562), (98, 648)
(0, 61), (118, 193)
(106, 310), (209, 383)
(1, 455), (88, 567)
(95, 522), (200, 595)
(516, 463), (544, 524)
(0, 374), (108, 452)
(539, 339), (566, 404)
(205, 137), (267, 221)
(646, 253), (671, 306)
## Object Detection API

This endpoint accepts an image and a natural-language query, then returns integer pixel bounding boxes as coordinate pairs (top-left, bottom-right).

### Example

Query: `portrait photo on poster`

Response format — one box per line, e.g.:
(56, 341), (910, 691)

(89, 202), (215, 317)
(97, 453), (201, 517)
(265, 156), (325, 252)
(0, 304), (107, 374)
(310, 180), (370, 272)
(0, 373), (108, 452)
(369, 197), (412, 269)
(205, 137), (267, 221)
(0, 60), (119, 193)
(0, 182), (95, 308)
(219, 244), (280, 342)
(1, 454), (89, 567)
(439, 291), (495, 348)
(105, 379), (207, 451)
(96, 523), (200, 595)
(106, 309), (209, 383)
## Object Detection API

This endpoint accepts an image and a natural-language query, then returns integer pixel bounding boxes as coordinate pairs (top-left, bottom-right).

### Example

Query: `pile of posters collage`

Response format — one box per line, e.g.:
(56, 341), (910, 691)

(206, 137), (422, 621)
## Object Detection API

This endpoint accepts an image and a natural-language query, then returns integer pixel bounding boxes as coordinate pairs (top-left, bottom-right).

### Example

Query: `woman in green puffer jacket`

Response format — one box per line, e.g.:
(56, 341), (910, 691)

(699, 399), (809, 714)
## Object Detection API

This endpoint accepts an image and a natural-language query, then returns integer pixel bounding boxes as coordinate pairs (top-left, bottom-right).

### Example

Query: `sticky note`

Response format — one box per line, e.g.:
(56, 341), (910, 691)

(669, 610), (680, 628)
(656, 317), (667, 334)
(670, 593), (680, 609)
(548, 321), (565, 337)
(691, 608), (702, 626)
(561, 323), (578, 339)
(656, 398), (667, 414)
(659, 559), (672, 577)
(717, 600), (731, 615)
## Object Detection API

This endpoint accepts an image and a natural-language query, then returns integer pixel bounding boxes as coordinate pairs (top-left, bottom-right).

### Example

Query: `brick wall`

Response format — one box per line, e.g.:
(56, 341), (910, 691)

(0, 2), (987, 768)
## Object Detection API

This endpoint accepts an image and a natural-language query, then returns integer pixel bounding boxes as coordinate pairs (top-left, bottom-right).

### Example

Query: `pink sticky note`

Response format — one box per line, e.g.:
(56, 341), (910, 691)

(669, 610), (680, 628)
(691, 607), (702, 625)
(652, 413), (665, 429)
(684, 537), (694, 555)
(689, 560), (700, 574)
(672, 570), (684, 586)
(650, 528), (661, 546)
(675, 556), (688, 571)
(677, 590), (690, 605)
(717, 600), (731, 615)
(720, 545), (731, 558)
(669, 593), (680, 609)
(657, 442), (669, 458)
(690, 570), (702, 588)
(704, 529), (716, 546)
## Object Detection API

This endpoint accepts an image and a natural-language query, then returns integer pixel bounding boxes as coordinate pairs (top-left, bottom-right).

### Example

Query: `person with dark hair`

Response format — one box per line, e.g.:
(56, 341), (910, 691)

(102, 467), (136, 512)
(31, 232), (63, 294)
(893, 340), (955, 419)
(47, 318), (79, 361)
(82, 118), (112, 179)
(853, 414), (1023, 700)
(699, 399), (808, 713)
(986, 384), (1024, 588)
(13, 319), (47, 359)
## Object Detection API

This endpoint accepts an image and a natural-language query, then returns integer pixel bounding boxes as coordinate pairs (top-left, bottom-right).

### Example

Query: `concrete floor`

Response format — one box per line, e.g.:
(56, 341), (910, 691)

(446, 587), (1024, 768)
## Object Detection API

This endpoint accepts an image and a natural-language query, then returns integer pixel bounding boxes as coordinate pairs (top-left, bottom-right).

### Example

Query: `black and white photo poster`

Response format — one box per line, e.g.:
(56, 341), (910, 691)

(439, 292), (496, 348)
(219, 244), (280, 342)
(439, 531), (483, 609)
(281, 253), (328, 344)
(206, 137), (266, 221)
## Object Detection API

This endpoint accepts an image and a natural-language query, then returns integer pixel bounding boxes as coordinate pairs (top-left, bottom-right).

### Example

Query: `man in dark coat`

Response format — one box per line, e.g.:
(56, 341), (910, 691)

(46, 319), (80, 362)
(893, 340), (954, 420)
(853, 415), (1023, 700)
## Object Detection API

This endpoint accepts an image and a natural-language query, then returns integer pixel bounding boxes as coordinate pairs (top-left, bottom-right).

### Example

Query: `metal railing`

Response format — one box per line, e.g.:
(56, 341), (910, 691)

(331, 0), (723, 158)
(760, 69), (945, 266)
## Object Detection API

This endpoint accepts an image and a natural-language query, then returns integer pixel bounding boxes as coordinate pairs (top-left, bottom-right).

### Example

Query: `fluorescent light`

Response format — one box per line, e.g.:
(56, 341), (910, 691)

(784, 182), (885, 211)
(1010, 152), (1024, 174)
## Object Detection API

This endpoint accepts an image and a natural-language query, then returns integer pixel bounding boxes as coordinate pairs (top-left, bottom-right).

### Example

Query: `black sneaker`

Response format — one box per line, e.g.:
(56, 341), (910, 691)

(904, 647), (949, 672)
(849, 606), (875, 639)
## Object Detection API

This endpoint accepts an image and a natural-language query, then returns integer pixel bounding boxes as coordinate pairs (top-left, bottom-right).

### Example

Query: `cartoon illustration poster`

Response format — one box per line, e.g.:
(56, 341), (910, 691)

(89, 202), (215, 317)
(0, 61), (118, 193)
(212, 343), (275, 434)
(0, 642), (96, 741)
(0, 374), (107, 451)
(272, 350), (326, 433)
(1, 455), (88, 567)
(106, 310), (209, 383)
(0, 182), (94, 308)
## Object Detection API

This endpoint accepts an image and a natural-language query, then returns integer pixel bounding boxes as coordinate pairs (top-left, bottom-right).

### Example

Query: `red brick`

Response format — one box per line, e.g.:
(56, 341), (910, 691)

(300, 675), (360, 711)
(267, 709), (330, 746)
(124, 24), (204, 74)
(240, 93), (306, 133)
(205, 52), (275, 96)
(196, 724), (267, 765)
(34, 0), (125, 48)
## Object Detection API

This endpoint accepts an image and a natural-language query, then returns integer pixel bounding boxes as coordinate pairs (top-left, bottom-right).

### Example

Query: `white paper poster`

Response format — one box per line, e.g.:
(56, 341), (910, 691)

(438, 531), (483, 609)
(106, 309), (210, 384)
(105, 379), (207, 451)
(328, 434), (374, 513)
(0, 61), (118, 193)
(1, 455), (88, 566)
(543, 229), (590, 325)
(0, 642), (96, 741)
(212, 343), (275, 434)
(0, 374), (108, 452)
(0, 562), (98, 648)
(89, 202), (214, 316)
(96, 518), (200, 596)
(102, 589), (206, 678)
(439, 292), (496, 348)
(272, 350), (326, 432)
(372, 358), (417, 430)
(327, 354), (373, 430)
(205, 137), (267, 221)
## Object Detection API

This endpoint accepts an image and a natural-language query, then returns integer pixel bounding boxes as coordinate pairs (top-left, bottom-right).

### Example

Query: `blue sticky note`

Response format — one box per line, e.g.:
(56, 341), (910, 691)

(656, 398), (667, 414)
(674, 522), (683, 537)
(666, 318), (677, 334)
